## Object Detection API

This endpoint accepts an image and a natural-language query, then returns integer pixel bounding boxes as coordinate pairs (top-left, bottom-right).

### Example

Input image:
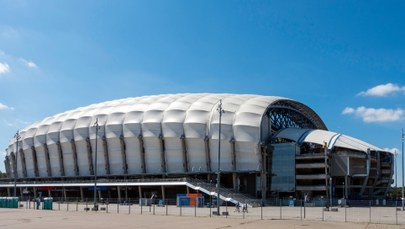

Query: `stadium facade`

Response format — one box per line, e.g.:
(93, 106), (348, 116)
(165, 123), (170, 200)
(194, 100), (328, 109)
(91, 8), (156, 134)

(2, 93), (393, 203)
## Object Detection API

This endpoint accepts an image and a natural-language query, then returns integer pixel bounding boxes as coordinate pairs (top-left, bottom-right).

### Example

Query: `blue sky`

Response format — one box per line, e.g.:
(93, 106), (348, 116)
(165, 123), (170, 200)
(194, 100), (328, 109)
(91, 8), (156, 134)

(0, 0), (404, 184)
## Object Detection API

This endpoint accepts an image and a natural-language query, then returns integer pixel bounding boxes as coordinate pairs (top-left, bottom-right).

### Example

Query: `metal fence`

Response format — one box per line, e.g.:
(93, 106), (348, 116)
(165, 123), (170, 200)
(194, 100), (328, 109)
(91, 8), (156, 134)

(18, 197), (405, 225)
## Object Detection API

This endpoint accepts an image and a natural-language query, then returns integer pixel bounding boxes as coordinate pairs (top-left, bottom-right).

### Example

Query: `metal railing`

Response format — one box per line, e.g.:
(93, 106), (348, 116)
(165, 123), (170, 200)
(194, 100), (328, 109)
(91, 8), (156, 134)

(11, 197), (405, 225)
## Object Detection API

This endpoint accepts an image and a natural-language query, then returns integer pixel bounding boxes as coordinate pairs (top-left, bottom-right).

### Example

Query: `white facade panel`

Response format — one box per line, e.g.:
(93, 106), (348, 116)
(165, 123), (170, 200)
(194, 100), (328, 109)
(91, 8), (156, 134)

(107, 138), (123, 175)
(209, 140), (233, 172)
(91, 138), (106, 175)
(105, 112), (125, 138)
(123, 110), (144, 137)
(162, 122), (184, 138)
(35, 145), (48, 177)
(75, 140), (90, 176)
(60, 119), (77, 143)
(124, 137), (143, 174)
(236, 142), (261, 171)
(34, 124), (49, 147)
(23, 148), (35, 178)
(143, 137), (162, 174)
(164, 138), (183, 173)
(60, 141), (75, 177)
(183, 122), (206, 139)
(48, 144), (60, 177)
(186, 138), (207, 172)
(47, 121), (63, 145)
(74, 116), (92, 141)
(22, 128), (35, 151)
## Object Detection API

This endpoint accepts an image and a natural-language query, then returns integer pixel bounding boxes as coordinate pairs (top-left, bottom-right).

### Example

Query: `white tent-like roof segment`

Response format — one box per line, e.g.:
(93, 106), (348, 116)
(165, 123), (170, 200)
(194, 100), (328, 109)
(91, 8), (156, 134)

(274, 128), (387, 153)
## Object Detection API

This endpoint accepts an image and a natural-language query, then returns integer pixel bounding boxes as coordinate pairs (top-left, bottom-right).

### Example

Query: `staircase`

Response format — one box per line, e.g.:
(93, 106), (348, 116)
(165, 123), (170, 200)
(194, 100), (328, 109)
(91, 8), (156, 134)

(185, 178), (262, 207)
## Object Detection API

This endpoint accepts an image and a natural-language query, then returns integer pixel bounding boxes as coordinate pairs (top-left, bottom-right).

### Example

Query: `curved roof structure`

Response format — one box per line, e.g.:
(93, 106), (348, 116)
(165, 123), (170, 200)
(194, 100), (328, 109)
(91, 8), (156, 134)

(10, 93), (327, 148)
(5, 93), (327, 178)
(274, 128), (386, 153)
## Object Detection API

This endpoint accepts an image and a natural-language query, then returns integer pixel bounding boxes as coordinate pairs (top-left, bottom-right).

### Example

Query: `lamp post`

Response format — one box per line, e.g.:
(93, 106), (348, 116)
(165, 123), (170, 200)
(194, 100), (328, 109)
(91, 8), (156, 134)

(216, 99), (224, 215)
(93, 118), (100, 210)
(401, 128), (405, 211)
(395, 150), (398, 201)
(13, 131), (20, 197)
(329, 177), (332, 208)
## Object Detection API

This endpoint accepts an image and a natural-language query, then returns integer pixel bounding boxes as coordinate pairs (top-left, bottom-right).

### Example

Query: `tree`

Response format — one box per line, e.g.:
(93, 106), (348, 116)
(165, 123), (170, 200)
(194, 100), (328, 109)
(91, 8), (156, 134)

(0, 171), (7, 178)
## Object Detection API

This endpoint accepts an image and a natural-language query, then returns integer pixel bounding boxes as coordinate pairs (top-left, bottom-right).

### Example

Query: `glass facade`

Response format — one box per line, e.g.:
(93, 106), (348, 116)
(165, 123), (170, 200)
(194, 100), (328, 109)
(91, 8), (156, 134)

(271, 143), (297, 192)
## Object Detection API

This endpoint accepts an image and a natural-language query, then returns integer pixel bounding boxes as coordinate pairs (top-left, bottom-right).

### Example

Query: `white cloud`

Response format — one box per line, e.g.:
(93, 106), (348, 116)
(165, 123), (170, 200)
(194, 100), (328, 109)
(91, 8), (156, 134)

(342, 106), (404, 123)
(342, 107), (355, 114)
(0, 103), (14, 110)
(0, 62), (10, 74)
(358, 83), (405, 97)
(3, 120), (13, 127)
(19, 58), (37, 69)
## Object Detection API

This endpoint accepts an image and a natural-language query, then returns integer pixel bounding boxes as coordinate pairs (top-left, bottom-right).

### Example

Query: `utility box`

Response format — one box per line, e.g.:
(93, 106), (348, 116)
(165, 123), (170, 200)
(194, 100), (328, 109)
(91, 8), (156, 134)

(42, 198), (53, 210)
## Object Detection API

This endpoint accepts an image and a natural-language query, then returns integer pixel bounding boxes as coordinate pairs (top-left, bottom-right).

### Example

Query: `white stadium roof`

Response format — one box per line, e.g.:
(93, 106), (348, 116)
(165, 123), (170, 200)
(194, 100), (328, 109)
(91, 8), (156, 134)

(274, 128), (386, 153)
(8, 93), (325, 149)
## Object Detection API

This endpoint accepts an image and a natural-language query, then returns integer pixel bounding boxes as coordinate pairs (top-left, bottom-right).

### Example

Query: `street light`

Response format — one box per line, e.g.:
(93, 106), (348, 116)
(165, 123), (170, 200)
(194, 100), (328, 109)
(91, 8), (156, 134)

(395, 150), (398, 201)
(13, 131), (20, 197)
(93, 118), (100, 210)
(329, 177), (332, 208)
(216, 99), (224, 215)
(401, 129), (404, 210)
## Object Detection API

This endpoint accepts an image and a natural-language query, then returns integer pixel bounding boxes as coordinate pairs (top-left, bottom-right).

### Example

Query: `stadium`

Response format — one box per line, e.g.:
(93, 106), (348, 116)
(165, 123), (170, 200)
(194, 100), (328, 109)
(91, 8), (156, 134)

(1, 93), (393, 205)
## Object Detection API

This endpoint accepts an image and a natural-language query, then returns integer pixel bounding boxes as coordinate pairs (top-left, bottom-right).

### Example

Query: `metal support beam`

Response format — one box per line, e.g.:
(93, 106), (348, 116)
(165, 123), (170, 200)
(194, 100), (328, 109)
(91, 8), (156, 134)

(180, 135), (189, 172)
(86, 137), (94, 175)
(204, 136), (211, 172)
(360, 151), (370, 196)
(345, 156), (350, 199)
(19, 149), (27, 178)
(260, 143), (267, 201)
(11, 153), (16, 180)
(31, 146), (39, 177)
(4, 156), (11, 177)
(102, 136), (111, 175)
(43, 143), (52, 177)
(138, 135), (146, 174)
(232, 173), (238, 191)
(377, 151), (381, 178)
(80, 187), (84, 201)
(159, 134), (167, 174)
(324, 143), (329, 201)
(117, 186), (121, 202)
(119, 135), (128, 174)
(70, 139), (79, 176)
(385, 153), (394, 196)
(161, 186), (166, 202)
(63, 187), (67, 201)
(230, 138), (236, 171)
(125, 185), (128, 201)
(138, 186), (142, 199)
(57, 141), (65, 176)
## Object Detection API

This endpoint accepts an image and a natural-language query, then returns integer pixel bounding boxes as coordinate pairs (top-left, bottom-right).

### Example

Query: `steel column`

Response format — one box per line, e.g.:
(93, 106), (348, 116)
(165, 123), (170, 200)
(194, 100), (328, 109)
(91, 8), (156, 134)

(71, 139), (79, 176)
(138, 135), (146, 174)
(102, 136), (110, 175)
(120, 135), (128, 174)
(85, 137), (94, 175)
(43, 143), (52, 176)
(57, 141), (65, 176)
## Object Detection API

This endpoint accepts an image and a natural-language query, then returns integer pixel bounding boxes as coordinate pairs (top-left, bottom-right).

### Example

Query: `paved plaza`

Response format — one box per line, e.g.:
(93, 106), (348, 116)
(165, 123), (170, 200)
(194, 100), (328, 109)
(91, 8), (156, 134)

(1, 203), (405, 229)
